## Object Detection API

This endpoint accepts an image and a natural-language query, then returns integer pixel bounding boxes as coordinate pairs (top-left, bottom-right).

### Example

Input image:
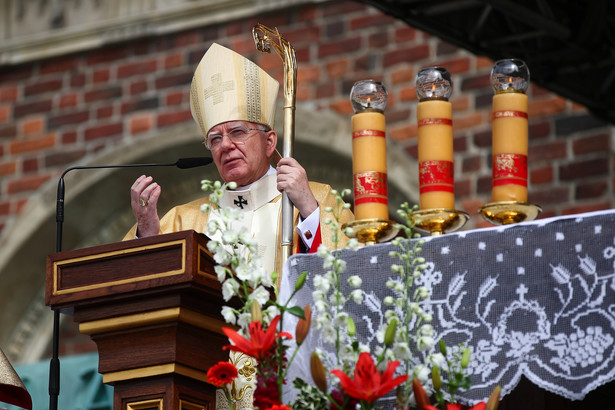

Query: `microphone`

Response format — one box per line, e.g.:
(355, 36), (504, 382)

(49, 156), (211, 410)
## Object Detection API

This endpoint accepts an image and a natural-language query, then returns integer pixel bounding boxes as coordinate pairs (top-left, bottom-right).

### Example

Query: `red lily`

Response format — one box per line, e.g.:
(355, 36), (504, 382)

(424, 403), (486, 410)
(330, 352), (408, 403)
(222, 315), (292, 360)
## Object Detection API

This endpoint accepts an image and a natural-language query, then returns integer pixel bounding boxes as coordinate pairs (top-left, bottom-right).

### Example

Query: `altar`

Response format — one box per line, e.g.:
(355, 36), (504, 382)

(281, 209), (615, 407)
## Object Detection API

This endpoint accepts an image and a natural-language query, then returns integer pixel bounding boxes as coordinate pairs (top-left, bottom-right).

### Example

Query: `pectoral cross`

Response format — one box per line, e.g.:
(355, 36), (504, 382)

(234, 196), (248, 209)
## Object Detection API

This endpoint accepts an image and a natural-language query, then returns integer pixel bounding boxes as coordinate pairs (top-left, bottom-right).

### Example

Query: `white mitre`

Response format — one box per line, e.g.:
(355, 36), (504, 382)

(190, 43), (280, 135)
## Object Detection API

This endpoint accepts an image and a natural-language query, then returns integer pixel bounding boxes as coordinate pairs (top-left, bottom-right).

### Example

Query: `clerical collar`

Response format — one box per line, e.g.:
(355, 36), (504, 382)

(219, 167), (279, 212)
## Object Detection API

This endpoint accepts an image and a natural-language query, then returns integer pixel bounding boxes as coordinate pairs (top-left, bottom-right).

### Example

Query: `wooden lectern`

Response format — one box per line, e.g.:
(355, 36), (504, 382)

(46, 230), (229, 410)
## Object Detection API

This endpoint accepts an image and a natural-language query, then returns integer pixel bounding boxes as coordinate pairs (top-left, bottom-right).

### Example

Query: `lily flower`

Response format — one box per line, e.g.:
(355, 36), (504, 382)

(330, 352), (408, 404)
(222, 315), (292, 360)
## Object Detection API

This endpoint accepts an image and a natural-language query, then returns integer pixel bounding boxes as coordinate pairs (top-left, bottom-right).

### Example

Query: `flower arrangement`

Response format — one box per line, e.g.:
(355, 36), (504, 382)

(200, 180), (500, 410)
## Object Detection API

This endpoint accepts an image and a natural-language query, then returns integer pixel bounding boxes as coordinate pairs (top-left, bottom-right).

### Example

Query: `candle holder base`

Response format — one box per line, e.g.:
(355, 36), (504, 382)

(411, 209), (469, 236)
(343, 219), (399, 245)
(479, 201), (542, 225)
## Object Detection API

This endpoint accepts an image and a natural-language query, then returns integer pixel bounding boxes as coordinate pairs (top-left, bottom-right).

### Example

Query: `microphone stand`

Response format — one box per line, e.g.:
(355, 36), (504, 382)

(49, 157), (211, 410)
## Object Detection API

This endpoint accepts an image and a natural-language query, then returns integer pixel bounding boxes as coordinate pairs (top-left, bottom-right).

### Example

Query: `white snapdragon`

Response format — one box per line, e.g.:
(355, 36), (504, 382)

(249, 286), (270, 306)
(347, 275), (362, 288)
(221, 306), (237, 325)
(222, 278), (240, 301)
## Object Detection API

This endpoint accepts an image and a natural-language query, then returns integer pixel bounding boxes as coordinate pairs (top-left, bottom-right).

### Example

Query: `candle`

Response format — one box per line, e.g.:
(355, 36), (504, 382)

(490, 59), (529, 203)
(415, 67), (455, 210)
(350, 80), (389, 220)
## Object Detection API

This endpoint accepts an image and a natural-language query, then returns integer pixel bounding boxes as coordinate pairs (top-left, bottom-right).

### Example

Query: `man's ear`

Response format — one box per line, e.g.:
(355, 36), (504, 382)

(265, 129), (278, 157)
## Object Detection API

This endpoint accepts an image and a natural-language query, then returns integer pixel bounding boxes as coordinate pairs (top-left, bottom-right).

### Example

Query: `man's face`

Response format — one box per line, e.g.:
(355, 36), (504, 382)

(208, 120), (276, 187)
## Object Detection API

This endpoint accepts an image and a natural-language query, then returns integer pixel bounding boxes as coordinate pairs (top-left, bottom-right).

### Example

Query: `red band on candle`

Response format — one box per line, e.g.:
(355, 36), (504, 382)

(418, 118), (453, 127)
(354, 171), (388, 204)
(493, 110), (528, 120)
(352, 129), (386, 139)
(493, 153), (527, 187)
(420, 185), (455, 194)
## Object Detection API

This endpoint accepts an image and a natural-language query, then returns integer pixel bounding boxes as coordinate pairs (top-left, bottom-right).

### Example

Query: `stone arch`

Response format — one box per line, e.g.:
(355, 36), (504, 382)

(0, 105), (419, 363)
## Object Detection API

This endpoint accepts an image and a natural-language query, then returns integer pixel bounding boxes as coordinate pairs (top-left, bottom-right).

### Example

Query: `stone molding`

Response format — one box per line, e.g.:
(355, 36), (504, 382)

(0, 0), (321, 66)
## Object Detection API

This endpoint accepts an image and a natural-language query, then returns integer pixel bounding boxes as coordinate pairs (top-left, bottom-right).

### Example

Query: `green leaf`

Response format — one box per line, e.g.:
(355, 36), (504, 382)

(286, 305), (306, 319)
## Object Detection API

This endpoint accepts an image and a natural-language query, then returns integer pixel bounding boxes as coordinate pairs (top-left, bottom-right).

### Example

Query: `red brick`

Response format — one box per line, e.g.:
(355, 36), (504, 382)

(530, 166), (553, 184)
(0, 201), (10, 215)
(155, 71), (193, 90)
(84, 123), (123, 141)
(528, 186), (570, 205)
(0, 161), (16, 176)
(529, 121), (551, 139)
(130, 114), (153, 135)
(316, 83), (336, 99)
(318, 37), (362, 58)
(390, 66), (414, 85)
(436, 57), (471, 75)
(389, 124), (416, 143)
(10, 134), (55, 154)
(93, 68), (110, 83)
(0, 105), (9, 122)
(400, 86), (417, 102)
(174, 31), (200, 47)
(84, 86), (122, 103)
(322, 0), (365, 16)
(97, 106), (114, 119)
(296, 84), (312, 102)
(61, 131), (78, 144)
(40, 56), (80, 75)
(59, 93), (78, 109)
(45, 149), (87, 167)
(22, 117), (44, 135)
(462, 156), (482, 173)
(350, 14), (396, 30)
(24, 79), (63, 96)
(461, 74), (491, 91)
(298, 65), (321, 82)
(118, 60), (158, 78)
(13, 100), (53, 118)
(7, 174), (52, 194)
(454, 178), (472, 196)
(164, 54), (183, 69)
(283, 26), (323, 45)
(326, 58), (350, 78)
(436, 41), (458, 56)
(165, 90), (185, 106)
(562, 202), (610, 215)
(575, 180), (607, 199)
(22, 157), (38, 173)
(573, 133), (610, 156)
(0, 86), (18, 102)
(70, 73), (86, 88)
(156, 110), (192, 128)
(560, 158), (609, 180)
(0, 124), (17, 138)
(453, 113), (483, 131)
(528, 141), (567, 162)
(476, 56), (494, 70)
(452, 95), (470, 112)
(383, 44), (430, 67)
(329, 99), (354, 116)
(529, 96), (566, 117)
(130, 80), (148, 95)
(395, 26), (416, 43)
(48, 111), (89, 128)
(86, 46), (128, 65)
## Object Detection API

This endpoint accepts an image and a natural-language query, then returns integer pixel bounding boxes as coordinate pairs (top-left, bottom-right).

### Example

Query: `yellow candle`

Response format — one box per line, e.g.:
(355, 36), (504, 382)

(417, 100), (455, 210)
(352, 110), (388, 220)
(492, 92), (528, 202)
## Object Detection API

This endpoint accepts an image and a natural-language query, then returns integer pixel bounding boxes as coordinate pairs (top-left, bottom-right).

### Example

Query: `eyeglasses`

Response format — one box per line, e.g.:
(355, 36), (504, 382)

(205, 126), (265, 150)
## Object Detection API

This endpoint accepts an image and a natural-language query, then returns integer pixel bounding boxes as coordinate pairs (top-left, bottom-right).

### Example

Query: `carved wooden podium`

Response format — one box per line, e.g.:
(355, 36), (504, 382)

(46, 230), (229, 410)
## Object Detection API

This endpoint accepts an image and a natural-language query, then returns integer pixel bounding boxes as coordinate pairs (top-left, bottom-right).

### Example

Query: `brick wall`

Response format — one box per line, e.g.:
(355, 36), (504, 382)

(0, 0), (613, 240)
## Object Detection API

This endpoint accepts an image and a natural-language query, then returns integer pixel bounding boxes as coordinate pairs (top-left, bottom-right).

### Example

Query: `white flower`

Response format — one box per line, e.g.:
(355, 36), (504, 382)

(339, 345), (356, 363)
(213, 247), (232, 266)
(393, 342), (412, 360)
(413, 364), (430, 383)
(221, 306), (237, 325)
(428, 353), (446, 368)
(333, 312), (349, 327)
(417, 336), (435, 351)
(263, 305), (280, 322)
(415, 286), (429, 300)
(346, 238), (359, 251)
(249, 286), (270, 306)
(322, 325), (336, 343)
(358, 343), (370, 353)
(347, 275), (362, 288)
(222, 278), (240, 301)
(386, 280), (397, 289)
(315, 312), (331, 329)
(422, 313), (433, 322)
(237, 312), (252, 329)
(394, 283), (405, 293)
(214, 265), (228, 282)
(420, 324), (434, 337)
(313, 276), (331, 293)
(317, 244), (330, 258)
(349, 289), (363, 304)
(383, 296), (395, 306)
(222, 229), (239, 244)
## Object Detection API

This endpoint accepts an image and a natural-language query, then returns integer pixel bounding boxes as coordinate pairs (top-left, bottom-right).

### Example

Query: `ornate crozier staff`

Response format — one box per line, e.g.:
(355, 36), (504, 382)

(252, 24), (297, 270)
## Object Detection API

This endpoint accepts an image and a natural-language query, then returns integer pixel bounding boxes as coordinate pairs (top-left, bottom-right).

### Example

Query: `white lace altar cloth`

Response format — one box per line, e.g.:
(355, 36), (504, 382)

(280, 209), (615, 406)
